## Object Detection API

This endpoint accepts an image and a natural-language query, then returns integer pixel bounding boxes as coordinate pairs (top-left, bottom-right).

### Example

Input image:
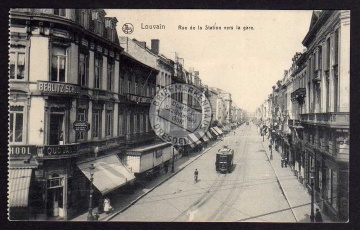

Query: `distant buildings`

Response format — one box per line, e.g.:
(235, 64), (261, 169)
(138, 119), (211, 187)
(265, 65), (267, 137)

(255, 10), (350, 221)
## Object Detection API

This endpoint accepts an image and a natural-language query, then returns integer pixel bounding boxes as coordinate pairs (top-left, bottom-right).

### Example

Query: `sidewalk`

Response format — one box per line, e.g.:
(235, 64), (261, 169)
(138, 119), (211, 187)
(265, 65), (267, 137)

(71, 139), (223, 221)
(261, 136), (332, 223)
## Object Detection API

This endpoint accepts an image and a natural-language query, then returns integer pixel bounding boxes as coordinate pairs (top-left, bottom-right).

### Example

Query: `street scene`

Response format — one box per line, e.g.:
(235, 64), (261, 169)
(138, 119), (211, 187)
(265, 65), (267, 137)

(8, 9), (349, 223)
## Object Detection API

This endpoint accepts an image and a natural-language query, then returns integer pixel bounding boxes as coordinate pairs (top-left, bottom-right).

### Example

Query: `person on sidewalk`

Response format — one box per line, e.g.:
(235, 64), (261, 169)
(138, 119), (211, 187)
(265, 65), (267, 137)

(103, 197), (112, 214)
(281, 158), (284, 168)
(315, 208), (323, 222)
(285, 158), (288, 168)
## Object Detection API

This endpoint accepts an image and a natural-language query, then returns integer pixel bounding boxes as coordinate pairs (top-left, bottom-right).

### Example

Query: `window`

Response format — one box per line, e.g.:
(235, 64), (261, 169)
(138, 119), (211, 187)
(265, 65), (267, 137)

(51, 45), (67, 82)
(107, 63), (114, 91)
(140, 114), (143, 133)
(9, 51), (25, 80)
(334, 29), (339, 65)
(145, 114), (149, 132)
(119, 76), (124, 94)
(126, 114), (131, 134)
(94, 57), (102, 89)
(318, 47), (322, 71)
(118, 113), (124, 136)
(54, 9), (66, 17)
(9, 106), (23, 143)
(325, 167), (338, 210)
(326, 38), (331, 70)
(80, 10), (89, 29)
(76, 108), (87, 141)
(133, 114), (138, 133)
(127, 76), (131, 94)
(134, 82), (138, 95)
(79, 53), (88, 86)
(146, 84), (150, 97)
(105, 110), (113, 137)
(92, 109), (101, 138)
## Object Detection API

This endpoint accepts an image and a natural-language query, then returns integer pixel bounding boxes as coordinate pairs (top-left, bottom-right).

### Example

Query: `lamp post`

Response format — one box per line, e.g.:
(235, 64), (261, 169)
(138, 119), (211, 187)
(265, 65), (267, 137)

(171, 146), (175, 173)
(87, 163), (95, 221)
(310, 168), (315, 222)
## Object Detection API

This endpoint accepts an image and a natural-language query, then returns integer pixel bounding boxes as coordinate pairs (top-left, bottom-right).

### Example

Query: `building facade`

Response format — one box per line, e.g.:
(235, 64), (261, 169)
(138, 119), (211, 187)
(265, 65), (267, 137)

(257, 10), (350, 221)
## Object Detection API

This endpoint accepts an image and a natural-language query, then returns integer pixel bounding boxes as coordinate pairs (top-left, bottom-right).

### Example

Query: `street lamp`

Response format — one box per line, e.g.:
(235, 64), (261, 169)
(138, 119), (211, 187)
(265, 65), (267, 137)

(87, 163), (96, 221)
(310, 167), (315, 222)
(171, 146), (175, 173)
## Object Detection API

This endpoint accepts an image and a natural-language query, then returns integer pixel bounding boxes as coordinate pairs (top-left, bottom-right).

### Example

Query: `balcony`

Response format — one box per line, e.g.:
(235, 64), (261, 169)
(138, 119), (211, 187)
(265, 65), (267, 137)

(299, 112), (349, 128)
(126, 131), (156, 144)
(291, 88), (306, 104)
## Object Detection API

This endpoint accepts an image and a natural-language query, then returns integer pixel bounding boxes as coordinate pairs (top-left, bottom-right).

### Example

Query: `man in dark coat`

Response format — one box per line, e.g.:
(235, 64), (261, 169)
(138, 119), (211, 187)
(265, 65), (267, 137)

(315, 208), (323, 222)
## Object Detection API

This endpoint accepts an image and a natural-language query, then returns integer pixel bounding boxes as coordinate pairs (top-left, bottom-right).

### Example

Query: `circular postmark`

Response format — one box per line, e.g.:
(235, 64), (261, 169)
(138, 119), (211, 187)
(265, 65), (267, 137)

(122, 23), (134, 34)
(149, 83), (212, 147)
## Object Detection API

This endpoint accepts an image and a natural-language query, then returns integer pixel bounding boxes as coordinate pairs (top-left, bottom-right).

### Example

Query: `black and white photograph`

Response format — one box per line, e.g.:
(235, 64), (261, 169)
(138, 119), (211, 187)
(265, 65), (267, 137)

(7, 8), (350, 223)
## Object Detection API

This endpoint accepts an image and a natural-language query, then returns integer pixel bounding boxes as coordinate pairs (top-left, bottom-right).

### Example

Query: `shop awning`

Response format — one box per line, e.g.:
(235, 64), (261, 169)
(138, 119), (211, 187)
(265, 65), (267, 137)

(188, 133), (202, 145)
(210, 127), (220, 136)
(206, 131), (213, 139)
(214, 126), (224, 135)
(9, 169), (32, 208)
(77, 154), (135, 195)
(197, 131), (209, 142)
(126, 142), (171, 156)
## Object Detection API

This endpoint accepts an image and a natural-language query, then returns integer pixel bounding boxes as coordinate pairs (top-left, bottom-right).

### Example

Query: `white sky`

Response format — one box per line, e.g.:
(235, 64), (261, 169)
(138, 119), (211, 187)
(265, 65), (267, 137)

(106, 9), (313, 113)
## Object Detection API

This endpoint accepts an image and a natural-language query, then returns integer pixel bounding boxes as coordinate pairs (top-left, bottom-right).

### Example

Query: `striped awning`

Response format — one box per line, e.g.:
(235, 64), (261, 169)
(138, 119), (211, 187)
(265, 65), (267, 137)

(210, 127), (220, 136)
(188, 133), (202, 145)
(214, 126), (224, 135)
(206, 131), (213, 139)
(9, 169), (32, 207)
(197, 131), (209, 142)
(77, 154), (135, 195)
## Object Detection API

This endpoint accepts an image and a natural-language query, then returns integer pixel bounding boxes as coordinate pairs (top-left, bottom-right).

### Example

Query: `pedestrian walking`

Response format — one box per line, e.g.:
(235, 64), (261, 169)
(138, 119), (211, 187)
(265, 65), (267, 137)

(315, 208), (323, 222)
(103, 197), (112, 214)
(281, 158), (284, 168)
(285, 158), (288, 168)
(268, 144), (272, 151)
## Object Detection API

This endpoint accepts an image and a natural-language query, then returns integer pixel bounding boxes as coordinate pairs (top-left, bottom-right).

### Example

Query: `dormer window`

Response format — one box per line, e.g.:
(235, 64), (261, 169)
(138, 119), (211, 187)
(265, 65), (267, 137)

(92, 11), (104, 36)
(105, 18), (117, 42)
(80, 10), (90, 29)
(54, 9), (66, 17)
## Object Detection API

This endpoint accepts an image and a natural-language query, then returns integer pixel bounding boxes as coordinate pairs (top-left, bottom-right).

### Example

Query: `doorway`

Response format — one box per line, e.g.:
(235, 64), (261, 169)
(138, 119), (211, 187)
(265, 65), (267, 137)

(49, 113), (64, 145)
(47, 187), (63, 217)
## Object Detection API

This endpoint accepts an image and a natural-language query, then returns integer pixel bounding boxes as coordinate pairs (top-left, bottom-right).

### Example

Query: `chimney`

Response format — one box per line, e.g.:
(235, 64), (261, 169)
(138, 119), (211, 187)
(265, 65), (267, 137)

(138, 41), (146, 49)
(151, 39), (160, 55)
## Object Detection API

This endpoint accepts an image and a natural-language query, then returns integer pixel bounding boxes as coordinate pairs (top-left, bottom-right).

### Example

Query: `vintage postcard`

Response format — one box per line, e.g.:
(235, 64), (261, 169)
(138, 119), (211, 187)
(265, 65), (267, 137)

(8, 9), (349, 222)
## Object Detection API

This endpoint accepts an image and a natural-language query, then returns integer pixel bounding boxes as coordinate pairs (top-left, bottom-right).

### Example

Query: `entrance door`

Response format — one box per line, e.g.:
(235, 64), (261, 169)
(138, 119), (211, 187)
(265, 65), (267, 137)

(49, 113), (64, 145)
(47, 187), (63, 217)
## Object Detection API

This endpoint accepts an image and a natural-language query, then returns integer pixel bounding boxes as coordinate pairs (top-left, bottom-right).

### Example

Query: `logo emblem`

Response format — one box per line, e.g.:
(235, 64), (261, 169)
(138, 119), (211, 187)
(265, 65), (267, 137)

(122, 23), (134, 34)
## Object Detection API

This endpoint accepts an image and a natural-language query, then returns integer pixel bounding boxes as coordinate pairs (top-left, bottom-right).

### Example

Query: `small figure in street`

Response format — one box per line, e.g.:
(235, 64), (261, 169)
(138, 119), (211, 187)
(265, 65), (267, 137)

(285, 158), (288, 168)
(103, 197), (112, 214)
(164, 164), (168, 174)
(94, 212), (99, 221)
(315, 208), (323, 222)
(194, 169), (199, 183)
(281, 158), (285, 168)
(269, 144), (272, 151)
(234, 131), (236, 135)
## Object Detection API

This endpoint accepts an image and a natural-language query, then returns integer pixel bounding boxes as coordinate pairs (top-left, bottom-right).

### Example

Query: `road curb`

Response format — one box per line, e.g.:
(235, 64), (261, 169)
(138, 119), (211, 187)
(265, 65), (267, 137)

(260, 138), (300, 222)
(105, 139), (223, 221)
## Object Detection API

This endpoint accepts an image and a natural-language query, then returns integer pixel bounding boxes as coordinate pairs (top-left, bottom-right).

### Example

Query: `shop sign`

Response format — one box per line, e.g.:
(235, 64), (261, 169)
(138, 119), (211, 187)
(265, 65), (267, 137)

(73, 121), (90, 131)
(43, 144), (78, 156)
(127, 94), (151, 103)
(9, 145), (38, 156)
(37, 81), (81, 95)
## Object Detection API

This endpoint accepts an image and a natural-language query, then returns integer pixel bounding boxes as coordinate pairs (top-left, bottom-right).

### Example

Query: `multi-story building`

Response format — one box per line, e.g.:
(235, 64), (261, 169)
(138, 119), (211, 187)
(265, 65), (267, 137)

(257, 10), (350, 221)
(299, 10), (349, 221)
(8, 8), (139, 220)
